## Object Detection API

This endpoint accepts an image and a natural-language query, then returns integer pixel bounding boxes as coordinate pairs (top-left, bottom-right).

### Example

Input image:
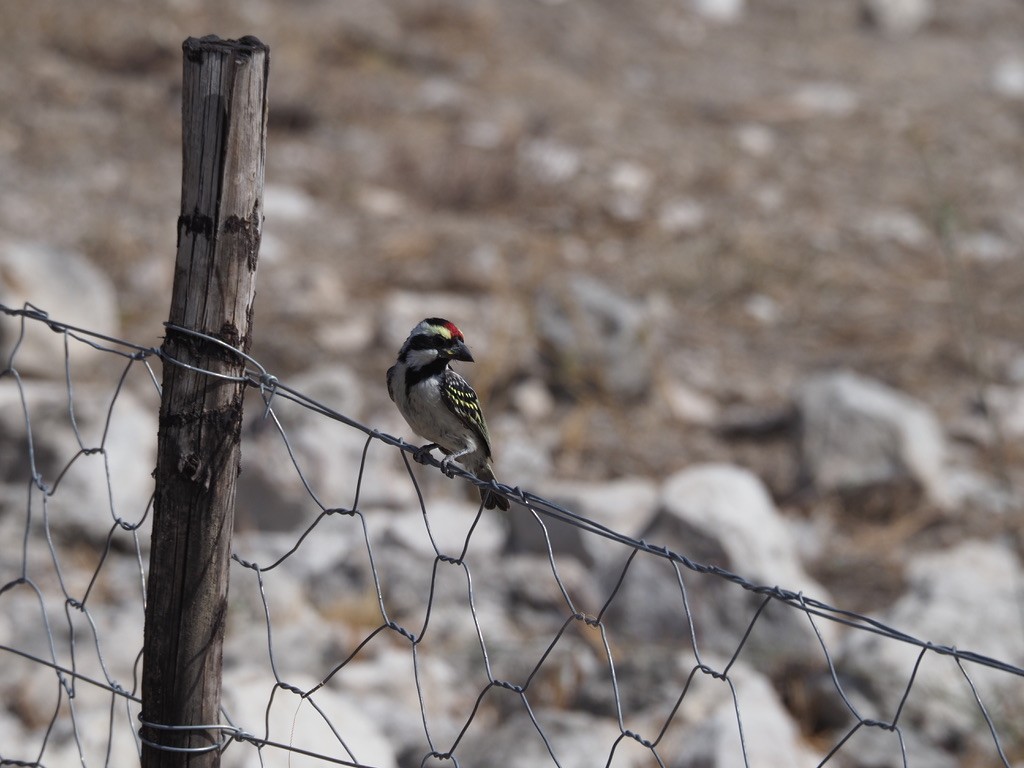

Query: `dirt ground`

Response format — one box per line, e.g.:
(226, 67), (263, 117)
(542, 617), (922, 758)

(2, 0), (1022, 583)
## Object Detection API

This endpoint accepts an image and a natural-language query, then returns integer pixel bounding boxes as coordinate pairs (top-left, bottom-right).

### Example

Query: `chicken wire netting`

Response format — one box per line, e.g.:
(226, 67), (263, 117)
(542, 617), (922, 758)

(1, 301), (1022, 768)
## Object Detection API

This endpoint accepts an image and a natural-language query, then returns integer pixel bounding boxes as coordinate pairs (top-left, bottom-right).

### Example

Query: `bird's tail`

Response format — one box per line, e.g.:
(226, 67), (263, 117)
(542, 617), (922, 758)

(477, 464), (510, 511)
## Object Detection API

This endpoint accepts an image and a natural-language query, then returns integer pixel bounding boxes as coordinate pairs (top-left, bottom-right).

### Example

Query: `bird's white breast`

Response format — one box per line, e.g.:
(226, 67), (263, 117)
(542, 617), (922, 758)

(394, 369), (480, 459)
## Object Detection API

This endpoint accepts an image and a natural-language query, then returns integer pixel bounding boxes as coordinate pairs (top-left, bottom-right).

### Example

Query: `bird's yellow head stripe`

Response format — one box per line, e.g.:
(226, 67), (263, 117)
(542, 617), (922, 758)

(420, 317), (464, 342)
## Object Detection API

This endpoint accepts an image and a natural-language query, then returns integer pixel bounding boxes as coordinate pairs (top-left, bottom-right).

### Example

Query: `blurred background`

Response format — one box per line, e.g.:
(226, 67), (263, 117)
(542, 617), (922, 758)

(1, 0), (1023, 764)
(2, 0), (1022, 577)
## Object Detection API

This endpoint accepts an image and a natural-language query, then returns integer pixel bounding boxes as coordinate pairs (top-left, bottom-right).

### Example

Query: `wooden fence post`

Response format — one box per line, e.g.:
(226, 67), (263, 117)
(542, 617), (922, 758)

(141, 35), (268, 767)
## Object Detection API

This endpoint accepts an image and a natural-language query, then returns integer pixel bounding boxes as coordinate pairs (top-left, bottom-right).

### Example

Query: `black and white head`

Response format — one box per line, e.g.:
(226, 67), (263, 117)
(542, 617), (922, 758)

(397, 317), (475, 371)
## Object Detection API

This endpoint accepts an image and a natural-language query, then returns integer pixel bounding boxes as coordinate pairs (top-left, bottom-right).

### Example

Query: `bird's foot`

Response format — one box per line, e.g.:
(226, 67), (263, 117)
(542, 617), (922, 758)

(439, 455), (456, 477)
(413, 443), (438, 465)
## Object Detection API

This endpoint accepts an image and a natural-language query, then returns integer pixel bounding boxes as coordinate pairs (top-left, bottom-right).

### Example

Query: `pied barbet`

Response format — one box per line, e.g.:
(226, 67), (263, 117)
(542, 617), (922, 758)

(387, 317), (510, 511)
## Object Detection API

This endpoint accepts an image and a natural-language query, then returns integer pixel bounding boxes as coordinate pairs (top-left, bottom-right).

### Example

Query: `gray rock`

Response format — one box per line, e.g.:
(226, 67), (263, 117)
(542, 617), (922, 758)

(458, 708), (644, 768)
(798, 370), (951, 506)
(603, 464), (834, 672)
(536, 275), (653, 400)
(0, 380), (156, 544)
(238, 364), (416, 531)
(0, 241), (120, 379)
(663, 664), (817, 768)
(508, 477), (659, 563)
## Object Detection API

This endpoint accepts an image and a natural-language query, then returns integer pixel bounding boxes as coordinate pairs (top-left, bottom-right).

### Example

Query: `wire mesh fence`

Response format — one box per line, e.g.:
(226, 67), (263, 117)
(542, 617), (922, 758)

(1, 300), (1022, 768)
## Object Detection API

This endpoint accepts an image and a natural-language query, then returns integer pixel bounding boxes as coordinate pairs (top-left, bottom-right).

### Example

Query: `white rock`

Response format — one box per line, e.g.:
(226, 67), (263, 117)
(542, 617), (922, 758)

(606, 161), (654, 223)
(0, 241), (120, 379)
(264, 184), (317, 221)
(798, 370), (951, 506)
(609, 161), (653, 196)
(461, 118), (505, 150)
(958, 230), (1015, 263)
(0, 713), (28, 765)
(510, 378), (555, 421)
(753, 184), (785, 212)
(657, 198), (707, 235)
(379, 498), (505, 558)
(940, 467), (1018, 516)
(840, 540), (1024, 756)
(744, 293), (782, 325)
(416, 76), (465, 111)
(22, 694), (140, 767)
(857, 208), (930, 248)
(734, 123), (777, 158)
(315, 309), (375, 355)
(220, 671), (398, 768)
(667, 665), (818, 768)
(1008, 355), (1024, 384)
(257, 231), (286, 264)
(459, 708), (644, 768)
(536, 476), (660, 539)
(790, 83), (859, 118)
(659, 464), (827, 596)
(0, 555), (145, 763)
(691, 0), (745, 24)
(491, 415), (555, 488)
(850, 728), (959, 768)
(983, 385), (1024, 437)
(663, 379), (719, 426)
(355, 185), (409, 219)
(320, 647), (434, 758)
(518, 138), (582, 185)
(991, 56), (1024, 100)
(860, 0), (933, 35)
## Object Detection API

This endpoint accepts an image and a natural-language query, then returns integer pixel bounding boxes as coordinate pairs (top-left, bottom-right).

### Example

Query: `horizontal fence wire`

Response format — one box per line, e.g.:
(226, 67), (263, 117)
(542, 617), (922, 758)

(1, 300), (1022, 768)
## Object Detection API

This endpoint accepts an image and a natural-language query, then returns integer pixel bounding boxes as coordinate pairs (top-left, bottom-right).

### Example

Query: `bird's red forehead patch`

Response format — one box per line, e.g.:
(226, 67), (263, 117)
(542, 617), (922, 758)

(445, 321), (464, 340)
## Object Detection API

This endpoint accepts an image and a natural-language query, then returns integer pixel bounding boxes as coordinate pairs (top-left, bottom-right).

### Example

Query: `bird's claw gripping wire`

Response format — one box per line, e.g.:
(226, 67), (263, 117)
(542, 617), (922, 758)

(439, 455), (459, 478)
(413, 443), (438, 465)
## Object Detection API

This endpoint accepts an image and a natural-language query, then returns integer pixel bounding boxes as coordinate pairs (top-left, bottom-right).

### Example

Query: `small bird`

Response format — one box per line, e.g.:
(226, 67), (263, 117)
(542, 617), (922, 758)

(387, 317), (510, 511)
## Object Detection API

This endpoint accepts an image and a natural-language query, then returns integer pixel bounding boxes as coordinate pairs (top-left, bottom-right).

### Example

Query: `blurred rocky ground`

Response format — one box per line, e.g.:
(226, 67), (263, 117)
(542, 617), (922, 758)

(1, 0), (1023, 766)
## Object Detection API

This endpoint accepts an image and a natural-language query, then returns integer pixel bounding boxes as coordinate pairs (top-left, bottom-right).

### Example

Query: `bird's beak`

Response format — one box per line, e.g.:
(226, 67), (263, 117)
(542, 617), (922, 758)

(449, 340), (475, 363)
